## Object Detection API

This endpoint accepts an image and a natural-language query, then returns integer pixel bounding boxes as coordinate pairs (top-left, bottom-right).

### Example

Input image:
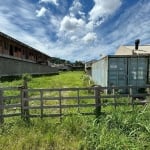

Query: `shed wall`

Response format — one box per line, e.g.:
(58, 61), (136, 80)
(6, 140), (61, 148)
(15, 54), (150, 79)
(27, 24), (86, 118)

(0, 56), (58, 76)
(92, 57), (108, 86)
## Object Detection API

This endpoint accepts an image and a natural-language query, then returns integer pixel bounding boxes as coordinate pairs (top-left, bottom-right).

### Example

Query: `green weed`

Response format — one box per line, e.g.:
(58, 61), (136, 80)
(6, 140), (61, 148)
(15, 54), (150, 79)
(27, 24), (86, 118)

(0, 71), (150, 149)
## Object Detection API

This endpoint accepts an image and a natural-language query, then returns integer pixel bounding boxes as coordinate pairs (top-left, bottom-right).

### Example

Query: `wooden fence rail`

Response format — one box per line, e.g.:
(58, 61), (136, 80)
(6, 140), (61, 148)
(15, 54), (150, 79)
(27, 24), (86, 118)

(0, 85), (150, 123)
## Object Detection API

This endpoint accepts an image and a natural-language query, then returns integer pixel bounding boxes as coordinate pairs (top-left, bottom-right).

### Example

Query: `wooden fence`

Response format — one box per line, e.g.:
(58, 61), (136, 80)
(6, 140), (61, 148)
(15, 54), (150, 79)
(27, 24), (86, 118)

(0, 85), (150, 123)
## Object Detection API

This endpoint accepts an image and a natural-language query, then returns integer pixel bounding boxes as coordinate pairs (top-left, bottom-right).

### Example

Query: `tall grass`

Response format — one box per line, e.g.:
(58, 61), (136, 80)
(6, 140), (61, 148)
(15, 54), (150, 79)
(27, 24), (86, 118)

(0, 71), (150, 149)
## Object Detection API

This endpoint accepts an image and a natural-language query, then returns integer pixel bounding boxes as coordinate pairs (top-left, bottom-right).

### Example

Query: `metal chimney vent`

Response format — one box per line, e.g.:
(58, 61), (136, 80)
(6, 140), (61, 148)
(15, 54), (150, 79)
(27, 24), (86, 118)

(135, 39), (140, 50)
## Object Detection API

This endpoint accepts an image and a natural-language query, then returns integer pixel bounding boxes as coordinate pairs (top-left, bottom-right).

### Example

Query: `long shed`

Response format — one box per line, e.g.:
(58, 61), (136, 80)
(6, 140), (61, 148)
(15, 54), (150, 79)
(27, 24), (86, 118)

(0, 31), (58, 76)
(92, 55), (150, 93)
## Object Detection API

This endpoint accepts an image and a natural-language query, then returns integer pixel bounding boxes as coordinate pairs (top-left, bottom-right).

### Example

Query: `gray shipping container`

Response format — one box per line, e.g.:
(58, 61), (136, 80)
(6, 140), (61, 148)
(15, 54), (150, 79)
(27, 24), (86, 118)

(92, 55), (149, 93)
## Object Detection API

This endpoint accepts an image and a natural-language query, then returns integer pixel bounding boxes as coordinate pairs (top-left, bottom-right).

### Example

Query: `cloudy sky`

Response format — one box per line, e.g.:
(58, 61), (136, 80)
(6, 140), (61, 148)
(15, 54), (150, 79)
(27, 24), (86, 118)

(0, 0), (149, 61)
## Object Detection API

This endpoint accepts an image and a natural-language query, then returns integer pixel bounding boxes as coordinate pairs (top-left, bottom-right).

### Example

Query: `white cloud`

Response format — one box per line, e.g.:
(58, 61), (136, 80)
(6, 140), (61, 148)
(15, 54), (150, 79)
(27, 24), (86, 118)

(82, 32), (97, 43)
(40, 0), (58, 6)
(58, 15), (91, 44)
(36, 7), (47, 17)
(50, 15), (61, 31)
(69, 0), (83, 17)
(60, 16), (85, 32)
(89, 0), (122, 26)
(70, 36), (78, 41)
(57, 0), (122, 46)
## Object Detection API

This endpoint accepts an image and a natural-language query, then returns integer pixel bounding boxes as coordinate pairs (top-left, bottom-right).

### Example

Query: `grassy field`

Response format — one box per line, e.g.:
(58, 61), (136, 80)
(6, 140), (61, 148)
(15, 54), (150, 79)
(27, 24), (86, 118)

(0, 71), (150, 150)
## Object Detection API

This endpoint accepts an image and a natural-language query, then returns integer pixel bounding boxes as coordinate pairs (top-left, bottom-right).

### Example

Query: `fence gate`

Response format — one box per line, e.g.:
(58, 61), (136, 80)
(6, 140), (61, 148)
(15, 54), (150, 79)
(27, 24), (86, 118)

(1, 85), (150, 123)
(21, 87), (98, 120)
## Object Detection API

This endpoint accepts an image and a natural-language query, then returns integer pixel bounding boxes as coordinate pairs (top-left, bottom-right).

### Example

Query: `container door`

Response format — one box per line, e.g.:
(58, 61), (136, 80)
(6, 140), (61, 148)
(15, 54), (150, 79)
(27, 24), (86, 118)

(108, 57), (127, 93)
(128, 57), (147, 93)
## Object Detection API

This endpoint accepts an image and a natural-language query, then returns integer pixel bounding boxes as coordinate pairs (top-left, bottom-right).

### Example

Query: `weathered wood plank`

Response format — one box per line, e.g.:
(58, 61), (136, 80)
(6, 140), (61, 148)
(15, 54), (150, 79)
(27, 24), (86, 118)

(28, 114), (61, 118)
(63, 112), (95, 116)
(0, 87), (20, 90)
(78, 96), (95, 99)
(3, 103), (21, 109)
(3, 95), (20, 100)
(23, 103), (98, 109)
(2, 113), (21, 117)
(28, 97), (60, 101)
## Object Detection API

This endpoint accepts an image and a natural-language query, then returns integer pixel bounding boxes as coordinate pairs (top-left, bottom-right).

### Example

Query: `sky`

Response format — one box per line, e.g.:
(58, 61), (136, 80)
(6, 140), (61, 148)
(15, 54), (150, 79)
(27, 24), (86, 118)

(0, 0), (149, 62)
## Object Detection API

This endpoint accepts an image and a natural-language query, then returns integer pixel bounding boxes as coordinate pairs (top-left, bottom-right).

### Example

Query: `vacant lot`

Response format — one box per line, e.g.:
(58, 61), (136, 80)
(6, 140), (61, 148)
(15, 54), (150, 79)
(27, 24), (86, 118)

(0, 71), (150, 150)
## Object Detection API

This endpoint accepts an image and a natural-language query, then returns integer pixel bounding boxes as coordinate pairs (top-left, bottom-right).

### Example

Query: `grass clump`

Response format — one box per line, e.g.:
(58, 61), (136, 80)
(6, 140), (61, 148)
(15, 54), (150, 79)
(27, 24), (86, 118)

(0, 106), (150, 149)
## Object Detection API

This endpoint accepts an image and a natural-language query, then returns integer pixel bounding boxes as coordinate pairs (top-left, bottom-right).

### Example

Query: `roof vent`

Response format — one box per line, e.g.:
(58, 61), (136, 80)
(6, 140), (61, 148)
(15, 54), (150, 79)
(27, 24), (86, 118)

(135, 39), (140, 50)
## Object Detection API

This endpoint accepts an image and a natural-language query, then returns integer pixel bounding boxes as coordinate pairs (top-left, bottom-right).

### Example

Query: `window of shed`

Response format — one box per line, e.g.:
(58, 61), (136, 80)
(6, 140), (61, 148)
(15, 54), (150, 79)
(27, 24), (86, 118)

(131, 71), (137, 80)
(138, 68), (144, 79)
(110, 64), (117, 69)
(4, 41), (9, 50)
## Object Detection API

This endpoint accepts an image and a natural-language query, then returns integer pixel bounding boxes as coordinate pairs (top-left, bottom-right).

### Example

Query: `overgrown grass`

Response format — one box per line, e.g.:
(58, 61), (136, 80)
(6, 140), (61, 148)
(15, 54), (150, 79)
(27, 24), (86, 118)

(0, 71), (84, 88)
(0, 71), (150, 150)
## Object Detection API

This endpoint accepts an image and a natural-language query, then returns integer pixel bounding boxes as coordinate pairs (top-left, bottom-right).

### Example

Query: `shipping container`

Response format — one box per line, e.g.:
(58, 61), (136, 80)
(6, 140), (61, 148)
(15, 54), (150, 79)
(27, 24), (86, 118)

(92, 55), (150, 93)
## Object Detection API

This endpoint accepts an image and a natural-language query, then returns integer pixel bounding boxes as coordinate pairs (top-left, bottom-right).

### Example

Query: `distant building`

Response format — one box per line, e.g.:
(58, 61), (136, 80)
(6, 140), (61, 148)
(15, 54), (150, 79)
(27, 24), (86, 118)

(53, 64), (73, 71)
(0, 32), (51, 64)
(0, 32), (58, 76)
(85, 60), (97, 76)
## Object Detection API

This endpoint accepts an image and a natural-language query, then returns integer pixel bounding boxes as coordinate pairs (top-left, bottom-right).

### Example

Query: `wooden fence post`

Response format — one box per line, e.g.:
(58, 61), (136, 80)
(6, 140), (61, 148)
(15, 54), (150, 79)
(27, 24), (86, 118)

(129, 87), (134, 110)
(77, 89), (80, 113)
(113, 88), (117, 110)
(21, 79), (29, 122)
(0, 89), (4, 124)
(147, 87), (150, 95)
(59, 89), (62, 120)
(94, 86), (101, 118)
(40, 90), (43, 119)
